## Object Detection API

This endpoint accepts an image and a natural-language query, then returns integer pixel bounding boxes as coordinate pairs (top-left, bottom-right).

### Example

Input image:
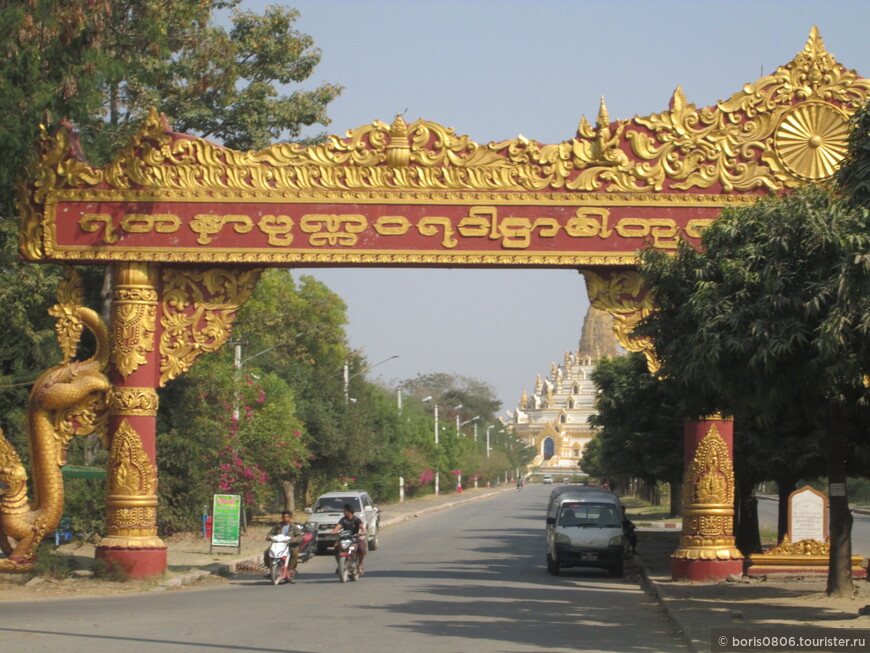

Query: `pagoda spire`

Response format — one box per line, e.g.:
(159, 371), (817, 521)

(578, 306), (620, 360)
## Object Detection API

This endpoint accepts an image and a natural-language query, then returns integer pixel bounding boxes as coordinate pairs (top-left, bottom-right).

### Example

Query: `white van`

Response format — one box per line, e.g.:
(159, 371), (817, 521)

(545, 489), (625, 577)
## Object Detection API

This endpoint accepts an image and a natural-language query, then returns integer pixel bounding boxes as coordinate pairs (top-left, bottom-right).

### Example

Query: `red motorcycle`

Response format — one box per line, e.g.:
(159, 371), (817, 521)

(335, 528), (362, 583)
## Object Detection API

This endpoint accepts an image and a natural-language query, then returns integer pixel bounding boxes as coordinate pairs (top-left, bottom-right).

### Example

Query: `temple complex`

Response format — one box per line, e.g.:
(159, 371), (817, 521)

(510, 307), (620, 471)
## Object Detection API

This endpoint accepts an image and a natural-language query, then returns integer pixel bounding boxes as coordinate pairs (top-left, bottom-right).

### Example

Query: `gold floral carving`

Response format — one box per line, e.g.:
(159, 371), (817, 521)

(108, 387), (159, 416)
(47, 267), (87, 363)
(159, 267), (261, 386)
(581, 269), (660, 374)
(673, 423), (743, 561)
(101, 419), (162, 547)
(19, 29), (870, 264)
(111, 263), (158, 379)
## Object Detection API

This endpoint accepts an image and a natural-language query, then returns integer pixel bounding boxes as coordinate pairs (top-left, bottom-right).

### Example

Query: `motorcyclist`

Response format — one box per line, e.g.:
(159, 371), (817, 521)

(331, 503), (366, 575)
(264, 510), (302, 579)
(516, 477), (524, 490)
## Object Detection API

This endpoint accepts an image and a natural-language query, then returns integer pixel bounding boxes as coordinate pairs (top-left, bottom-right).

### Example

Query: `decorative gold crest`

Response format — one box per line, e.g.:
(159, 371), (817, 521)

(581, 269), (660, 374)
(159, 267), (261, 386)
(19, 28), (870, 266)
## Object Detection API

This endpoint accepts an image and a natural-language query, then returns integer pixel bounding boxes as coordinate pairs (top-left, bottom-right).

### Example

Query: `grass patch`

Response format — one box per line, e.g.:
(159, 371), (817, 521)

(33, 544), (78, 580)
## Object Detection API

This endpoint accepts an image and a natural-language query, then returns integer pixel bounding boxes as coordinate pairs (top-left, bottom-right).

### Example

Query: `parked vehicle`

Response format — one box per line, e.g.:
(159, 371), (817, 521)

(304, 490), (380, 553)
(267, 534), (296, 585)
(542, 475), (553, 484)
(335, 528), (362, 583)
(545, 488), (626, 577)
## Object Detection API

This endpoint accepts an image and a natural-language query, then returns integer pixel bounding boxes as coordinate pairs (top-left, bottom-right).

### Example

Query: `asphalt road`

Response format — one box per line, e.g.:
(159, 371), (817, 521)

(756, 497), (870, 557)
(0, 485), (687, 653)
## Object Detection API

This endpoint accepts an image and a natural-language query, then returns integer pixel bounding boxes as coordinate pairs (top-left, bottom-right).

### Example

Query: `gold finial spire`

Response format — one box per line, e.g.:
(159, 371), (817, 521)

(520, 389), (528, 407)
(596, 96), (609, 128)
(386, 114), (410, 168)
(804, 25), (825, 58)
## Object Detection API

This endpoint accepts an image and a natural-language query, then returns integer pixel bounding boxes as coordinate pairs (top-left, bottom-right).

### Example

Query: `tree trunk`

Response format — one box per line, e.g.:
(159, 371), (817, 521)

(775, 474), (797, 542)
(281, 480), (295, 512)
(668, 479), (682, 518)
(826, 417), (853, 597)
(735, 477), (761, 555)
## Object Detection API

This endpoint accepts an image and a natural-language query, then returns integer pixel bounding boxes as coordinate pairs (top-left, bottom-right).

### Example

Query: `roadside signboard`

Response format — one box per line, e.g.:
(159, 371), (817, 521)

(210, 494), (242, 554)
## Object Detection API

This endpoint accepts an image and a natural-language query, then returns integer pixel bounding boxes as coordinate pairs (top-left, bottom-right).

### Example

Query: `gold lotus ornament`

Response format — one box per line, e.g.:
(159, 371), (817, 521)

(774, 101), (850, 181)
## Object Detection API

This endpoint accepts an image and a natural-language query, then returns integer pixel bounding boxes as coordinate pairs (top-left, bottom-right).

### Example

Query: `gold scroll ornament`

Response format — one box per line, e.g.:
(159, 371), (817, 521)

(581, 269), (660, 374)
(672, 423), (743, 562)
(159, 267), (262, 386)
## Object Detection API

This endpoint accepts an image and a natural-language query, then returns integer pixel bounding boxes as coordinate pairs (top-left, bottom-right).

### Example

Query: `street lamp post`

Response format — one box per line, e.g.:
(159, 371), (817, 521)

(453, 404), (463, 438)
(422, 396), (439, 495)
(343, 354), (399, 403)
(458, 415), (479, 436)
(232, 336), (301, 419)
(486, 425), (493, 458)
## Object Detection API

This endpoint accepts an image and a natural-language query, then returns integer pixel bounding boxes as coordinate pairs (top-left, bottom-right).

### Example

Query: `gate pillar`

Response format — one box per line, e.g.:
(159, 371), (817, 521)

(671, 416), (743, 580)
(95, 262), (166, 578)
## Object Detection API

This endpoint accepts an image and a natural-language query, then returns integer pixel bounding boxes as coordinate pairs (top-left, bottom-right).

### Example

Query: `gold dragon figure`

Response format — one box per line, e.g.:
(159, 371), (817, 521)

(0, 269), (110, 571)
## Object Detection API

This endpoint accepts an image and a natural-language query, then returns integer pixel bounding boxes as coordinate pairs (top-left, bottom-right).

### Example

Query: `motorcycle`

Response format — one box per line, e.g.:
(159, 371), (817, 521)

(296, 522), (318, 564)
(267, 534), (296, 585)
(335, 528), (361, 583)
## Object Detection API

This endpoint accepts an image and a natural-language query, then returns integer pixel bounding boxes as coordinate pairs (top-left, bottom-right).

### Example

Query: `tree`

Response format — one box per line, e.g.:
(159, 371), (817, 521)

(0, 1), (341, 471)
(79, 1), (342, 159)
(587, 353), (684, 516)
(638, 186), (870, 597)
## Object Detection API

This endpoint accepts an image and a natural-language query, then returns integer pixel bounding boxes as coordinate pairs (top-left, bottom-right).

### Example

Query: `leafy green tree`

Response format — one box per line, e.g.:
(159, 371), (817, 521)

(588, 353), (684, 517)
(0, 1), (341, 500)
(80, 1), (342, 159)
(638, 186), (870, 597)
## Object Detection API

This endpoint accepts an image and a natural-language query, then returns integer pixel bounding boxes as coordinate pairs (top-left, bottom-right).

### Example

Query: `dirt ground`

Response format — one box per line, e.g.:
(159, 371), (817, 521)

(637, 530), (870, 630)
(0, 526), (274, 602)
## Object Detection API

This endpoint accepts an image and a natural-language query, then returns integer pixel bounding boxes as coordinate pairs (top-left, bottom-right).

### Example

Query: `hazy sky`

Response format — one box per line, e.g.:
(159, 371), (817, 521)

(236, 0), (870, 414)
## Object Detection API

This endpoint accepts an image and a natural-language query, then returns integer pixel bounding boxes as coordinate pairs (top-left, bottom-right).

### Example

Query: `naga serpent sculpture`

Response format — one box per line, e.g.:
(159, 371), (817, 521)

(0, 269), (110, 571)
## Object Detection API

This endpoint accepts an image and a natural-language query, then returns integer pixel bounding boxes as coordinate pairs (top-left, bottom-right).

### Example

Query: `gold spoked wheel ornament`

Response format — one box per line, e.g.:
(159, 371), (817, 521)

(774, 101), (850, 181)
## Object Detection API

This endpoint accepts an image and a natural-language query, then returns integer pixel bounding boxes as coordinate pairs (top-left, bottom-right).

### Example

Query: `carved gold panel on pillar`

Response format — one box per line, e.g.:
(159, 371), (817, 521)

(100, 419), (162, 548)
(580, 269), (660, 374)
(673, 422), (743, 562)
(159, 267), (261, 386)
(108, 387), (159, 417)
(111, 263), (158, 379)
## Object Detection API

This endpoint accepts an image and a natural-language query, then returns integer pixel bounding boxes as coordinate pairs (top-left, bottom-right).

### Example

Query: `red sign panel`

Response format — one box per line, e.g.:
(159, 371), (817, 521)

(43, 190), (732, 267)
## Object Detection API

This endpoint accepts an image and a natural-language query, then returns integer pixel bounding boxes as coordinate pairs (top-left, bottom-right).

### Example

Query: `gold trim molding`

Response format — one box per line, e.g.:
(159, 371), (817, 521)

(19, 28), (870, 264)
(108, 387), (159, 416)
(159, 267), (261, 386)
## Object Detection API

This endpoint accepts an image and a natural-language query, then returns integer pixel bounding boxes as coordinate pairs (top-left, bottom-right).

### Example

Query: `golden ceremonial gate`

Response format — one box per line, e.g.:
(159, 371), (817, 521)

(4, 29), (868, 579)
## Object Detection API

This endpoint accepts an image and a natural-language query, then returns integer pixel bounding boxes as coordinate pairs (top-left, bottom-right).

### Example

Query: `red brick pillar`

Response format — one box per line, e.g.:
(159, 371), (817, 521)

(671, 416), (743, 581)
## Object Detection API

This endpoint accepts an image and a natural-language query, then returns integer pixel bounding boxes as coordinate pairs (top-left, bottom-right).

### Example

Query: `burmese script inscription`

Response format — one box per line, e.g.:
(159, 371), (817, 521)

(789, 486), (828, 543)
(43, 191), (724, 265)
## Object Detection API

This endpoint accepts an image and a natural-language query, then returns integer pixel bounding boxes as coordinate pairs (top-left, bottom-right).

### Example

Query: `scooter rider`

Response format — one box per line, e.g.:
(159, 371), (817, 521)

(264, 510), (302, 576)
(331, 503), (366, 574)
